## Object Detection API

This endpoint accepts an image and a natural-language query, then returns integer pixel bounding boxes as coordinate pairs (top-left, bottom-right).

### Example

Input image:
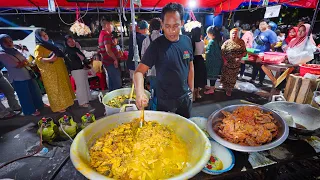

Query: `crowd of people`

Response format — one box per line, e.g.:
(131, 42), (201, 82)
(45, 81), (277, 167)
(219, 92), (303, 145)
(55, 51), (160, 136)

(0, 2), (317, 119)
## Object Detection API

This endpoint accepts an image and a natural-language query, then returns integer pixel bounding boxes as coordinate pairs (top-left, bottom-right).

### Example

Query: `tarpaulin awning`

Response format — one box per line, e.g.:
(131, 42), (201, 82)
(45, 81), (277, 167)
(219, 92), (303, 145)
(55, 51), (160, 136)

(0, 0), (317, 14)
(214, 0), (317, 15)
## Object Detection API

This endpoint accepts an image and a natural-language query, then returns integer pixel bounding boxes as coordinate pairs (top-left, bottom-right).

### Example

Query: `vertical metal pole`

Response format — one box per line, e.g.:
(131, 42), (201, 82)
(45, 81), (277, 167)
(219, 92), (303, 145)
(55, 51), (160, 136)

(308, 0), (320, 36)
(118, 0), (124, 49)
(130, 0), (139, 69)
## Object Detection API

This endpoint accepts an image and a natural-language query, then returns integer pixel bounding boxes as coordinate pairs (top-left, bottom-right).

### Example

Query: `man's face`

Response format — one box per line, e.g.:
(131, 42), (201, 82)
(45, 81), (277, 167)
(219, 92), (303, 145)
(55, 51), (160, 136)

(259, 22), (268, 31)
(105, 22), (114, 32)
(162, 11), (183, 42)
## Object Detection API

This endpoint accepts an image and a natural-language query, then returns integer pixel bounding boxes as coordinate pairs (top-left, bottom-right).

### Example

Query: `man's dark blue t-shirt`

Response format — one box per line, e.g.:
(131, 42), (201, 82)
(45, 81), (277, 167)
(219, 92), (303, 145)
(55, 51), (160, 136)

(141, 35), (193, 100)
(127, 32), (146, 70)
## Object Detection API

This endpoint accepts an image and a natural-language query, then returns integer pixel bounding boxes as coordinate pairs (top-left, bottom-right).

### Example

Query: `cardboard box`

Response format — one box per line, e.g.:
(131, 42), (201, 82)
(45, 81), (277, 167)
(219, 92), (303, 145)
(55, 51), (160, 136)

(284, 74), (320, 104)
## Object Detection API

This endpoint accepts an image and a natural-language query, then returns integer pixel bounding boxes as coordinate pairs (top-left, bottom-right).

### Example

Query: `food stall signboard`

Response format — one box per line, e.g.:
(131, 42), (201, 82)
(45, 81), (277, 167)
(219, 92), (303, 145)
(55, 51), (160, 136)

(264, 5), (281, 18)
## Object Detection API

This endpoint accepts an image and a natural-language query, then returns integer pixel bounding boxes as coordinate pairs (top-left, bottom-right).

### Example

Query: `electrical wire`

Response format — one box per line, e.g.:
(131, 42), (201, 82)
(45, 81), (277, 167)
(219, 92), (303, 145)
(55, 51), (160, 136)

(0, 124), (44, 169)
(55, 0), (89, 26)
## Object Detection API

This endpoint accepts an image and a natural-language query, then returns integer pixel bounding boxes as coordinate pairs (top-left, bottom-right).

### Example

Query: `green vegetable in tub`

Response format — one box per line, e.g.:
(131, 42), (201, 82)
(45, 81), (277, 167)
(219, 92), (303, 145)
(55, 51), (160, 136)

(58, 115), (78, 139)
(37, 117), (59, 142)
(106, 95), (136, 108)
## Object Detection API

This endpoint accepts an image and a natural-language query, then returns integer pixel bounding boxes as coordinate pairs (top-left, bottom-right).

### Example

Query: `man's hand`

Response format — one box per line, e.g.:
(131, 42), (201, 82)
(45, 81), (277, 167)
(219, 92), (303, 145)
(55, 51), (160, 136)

(114, 60), (119, 68)
(135, 92), (149, 110)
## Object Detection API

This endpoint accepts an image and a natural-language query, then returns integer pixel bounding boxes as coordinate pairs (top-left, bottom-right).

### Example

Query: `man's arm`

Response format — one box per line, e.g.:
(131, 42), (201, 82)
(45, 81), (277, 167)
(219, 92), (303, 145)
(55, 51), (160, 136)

(134, 63), (150, 109)
(188, 61), (194, 93)
(105, 44), (117, 61)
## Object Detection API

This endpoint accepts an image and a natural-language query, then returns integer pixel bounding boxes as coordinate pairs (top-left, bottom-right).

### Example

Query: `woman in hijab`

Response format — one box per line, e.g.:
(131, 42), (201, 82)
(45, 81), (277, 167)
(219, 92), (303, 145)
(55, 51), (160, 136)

(204, 26), (223, 95)
(0, 34), (44, 116)
(64, 35), (92, 108)
(221, 28), (247, 96)
(287, 24), (316, 64)
(282, 26), (298, 52)
(191, 27), (206, 101)
(34, 29), (75, 113)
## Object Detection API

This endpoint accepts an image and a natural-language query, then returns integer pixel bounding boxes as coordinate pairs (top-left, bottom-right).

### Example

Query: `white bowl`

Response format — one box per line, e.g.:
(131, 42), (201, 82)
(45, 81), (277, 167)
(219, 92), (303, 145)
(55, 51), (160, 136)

(189, 117), (207, 131)
(202, 140), (235, 175)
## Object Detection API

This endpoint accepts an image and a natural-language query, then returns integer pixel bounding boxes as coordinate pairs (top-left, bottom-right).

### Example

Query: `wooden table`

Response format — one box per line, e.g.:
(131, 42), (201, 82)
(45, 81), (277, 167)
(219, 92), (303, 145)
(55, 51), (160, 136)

(261, 63), (296, 100)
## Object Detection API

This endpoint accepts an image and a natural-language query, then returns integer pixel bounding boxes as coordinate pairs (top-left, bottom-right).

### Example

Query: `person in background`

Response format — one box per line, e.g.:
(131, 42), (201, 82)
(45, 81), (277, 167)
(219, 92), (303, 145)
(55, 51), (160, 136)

(282, 27), (298, 52)
(64, 35), (92, 108)
(98, 19), (121, 91)
(268, 21), (278, 32)
(287, 24), (316, 63)
(250, 19), (277, 86)
(275, 29), (286, 52)
(141, 18), (162, 110)
(221, 28), (247, 96)
(0, 61), (21, 117)
(221, 26), (230, 42)
(134, 2), (194, 118)
(191, 27), (206, 101)
(251, 24), (257, 34)
(239, 24), (253, 79)
(34, 29), (75, 113)
(127, 20), (148, 79)
(0, 34), (43, 116)
(214, 26), (222, 46)
(297, 17), (310, 27)
(204, 26), (223, 95)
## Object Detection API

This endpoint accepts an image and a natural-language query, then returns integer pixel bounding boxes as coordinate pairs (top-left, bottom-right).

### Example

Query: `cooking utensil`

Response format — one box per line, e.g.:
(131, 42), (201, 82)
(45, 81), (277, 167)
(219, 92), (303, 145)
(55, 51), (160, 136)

(70, 111), (211, 180)
(263, 102), (320, 136)
(140, 107), (144, 128)
(123, 83), (135, 105)
(206, 105), (289, 152)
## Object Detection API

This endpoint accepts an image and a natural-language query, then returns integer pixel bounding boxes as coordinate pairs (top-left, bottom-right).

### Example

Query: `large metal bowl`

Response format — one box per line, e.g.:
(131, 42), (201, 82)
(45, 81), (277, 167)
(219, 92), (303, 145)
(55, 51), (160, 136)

(70, 111), (211, 180)
(206, 105), (289, 152)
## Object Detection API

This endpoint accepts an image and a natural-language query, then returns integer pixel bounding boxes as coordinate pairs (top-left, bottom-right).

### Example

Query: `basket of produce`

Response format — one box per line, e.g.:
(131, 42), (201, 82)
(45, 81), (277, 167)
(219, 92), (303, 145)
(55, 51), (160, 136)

(206, 105), (289, 152)
(300, 64), (320, 77)
(70, 110), (211, 180)
(99, 88), (151, 116)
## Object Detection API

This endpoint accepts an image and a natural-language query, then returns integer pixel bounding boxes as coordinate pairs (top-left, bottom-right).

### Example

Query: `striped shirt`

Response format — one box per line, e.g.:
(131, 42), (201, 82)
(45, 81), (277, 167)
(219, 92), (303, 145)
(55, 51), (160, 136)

(98, 30), (118, 66)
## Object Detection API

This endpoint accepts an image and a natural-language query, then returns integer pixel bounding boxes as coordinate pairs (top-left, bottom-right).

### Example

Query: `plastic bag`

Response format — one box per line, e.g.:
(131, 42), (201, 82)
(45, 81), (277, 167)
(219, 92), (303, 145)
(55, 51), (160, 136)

(236, 82), (259, 93)
(287, 40), (317, 65)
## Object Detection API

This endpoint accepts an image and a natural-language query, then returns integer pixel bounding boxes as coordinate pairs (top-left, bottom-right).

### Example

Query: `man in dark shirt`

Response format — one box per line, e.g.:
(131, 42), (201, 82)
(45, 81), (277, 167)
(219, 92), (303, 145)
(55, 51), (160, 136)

(134, 3), (194, 118)
(127, 20), (148, 79)
(98, 19), (121, 91)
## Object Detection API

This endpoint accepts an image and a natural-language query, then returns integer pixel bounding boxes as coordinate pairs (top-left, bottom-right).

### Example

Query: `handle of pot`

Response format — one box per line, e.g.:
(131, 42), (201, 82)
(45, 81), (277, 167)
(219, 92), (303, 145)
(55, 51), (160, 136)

(271, 95), (286, 102)
(98, 92), (104, 103)
(120, 104), (138, 113)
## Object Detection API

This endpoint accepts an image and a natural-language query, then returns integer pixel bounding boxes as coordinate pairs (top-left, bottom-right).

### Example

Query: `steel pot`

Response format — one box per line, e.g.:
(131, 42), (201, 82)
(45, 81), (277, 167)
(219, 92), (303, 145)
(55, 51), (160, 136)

(99, 88), (150, 116)
(206, 105), (289, 152)
(70, 111), (211, 180)
(263, 102), (320, 137)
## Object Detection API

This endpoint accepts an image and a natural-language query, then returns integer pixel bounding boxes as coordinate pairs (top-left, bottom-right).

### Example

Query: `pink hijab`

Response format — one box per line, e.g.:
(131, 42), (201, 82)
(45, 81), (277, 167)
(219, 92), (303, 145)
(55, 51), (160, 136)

(288, 24), (315, 48)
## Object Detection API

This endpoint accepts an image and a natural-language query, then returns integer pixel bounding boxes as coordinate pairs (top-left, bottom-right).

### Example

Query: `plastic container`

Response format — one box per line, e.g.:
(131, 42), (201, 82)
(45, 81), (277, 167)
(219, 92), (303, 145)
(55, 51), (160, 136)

(300, 64), (320, 77)
(246, 48), (261, 54)
(263, 52), (287, 64)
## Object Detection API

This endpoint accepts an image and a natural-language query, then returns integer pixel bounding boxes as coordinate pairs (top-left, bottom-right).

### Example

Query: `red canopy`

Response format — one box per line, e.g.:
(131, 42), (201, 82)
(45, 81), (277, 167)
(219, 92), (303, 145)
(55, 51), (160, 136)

(214, 0), (317, 15)
(1, 0), (317, 13)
